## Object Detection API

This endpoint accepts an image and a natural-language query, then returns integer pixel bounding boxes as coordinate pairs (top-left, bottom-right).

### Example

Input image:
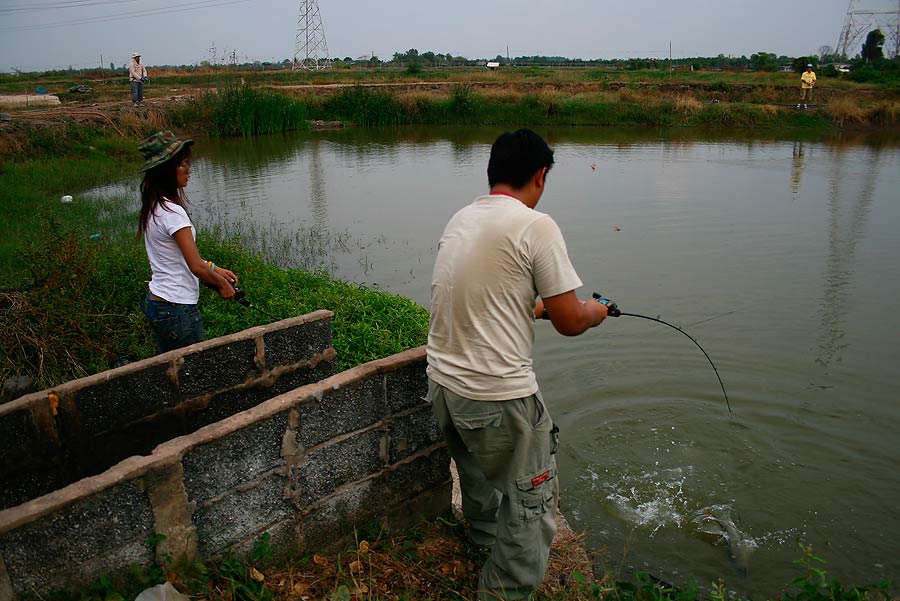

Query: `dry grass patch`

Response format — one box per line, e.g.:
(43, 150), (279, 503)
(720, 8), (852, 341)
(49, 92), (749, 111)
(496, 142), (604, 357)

(617, 87), (651, 104)
(866, 101), (900, 126)
(674, 95), (703, 114)
(826, 96), (867, 127)
(245, 518), (603, 601)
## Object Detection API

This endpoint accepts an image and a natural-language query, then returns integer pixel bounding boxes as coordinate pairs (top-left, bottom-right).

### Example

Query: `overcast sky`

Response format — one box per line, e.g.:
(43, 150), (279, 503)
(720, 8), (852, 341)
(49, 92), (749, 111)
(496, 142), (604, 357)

(0, 0), (879, 72)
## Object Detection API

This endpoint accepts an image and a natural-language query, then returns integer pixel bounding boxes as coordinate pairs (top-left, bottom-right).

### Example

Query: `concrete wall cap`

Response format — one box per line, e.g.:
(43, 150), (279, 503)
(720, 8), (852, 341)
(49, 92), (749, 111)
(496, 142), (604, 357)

(0, 311), (334, 419)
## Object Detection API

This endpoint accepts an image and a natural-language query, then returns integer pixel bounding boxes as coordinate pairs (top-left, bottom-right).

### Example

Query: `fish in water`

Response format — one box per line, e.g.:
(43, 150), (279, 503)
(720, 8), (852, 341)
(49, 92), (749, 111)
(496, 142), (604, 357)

(693, 505), (754, 574)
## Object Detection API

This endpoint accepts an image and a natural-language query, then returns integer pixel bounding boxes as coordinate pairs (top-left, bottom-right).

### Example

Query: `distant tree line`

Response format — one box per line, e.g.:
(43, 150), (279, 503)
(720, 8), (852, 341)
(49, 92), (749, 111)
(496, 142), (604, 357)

(5, 32), (898, 78)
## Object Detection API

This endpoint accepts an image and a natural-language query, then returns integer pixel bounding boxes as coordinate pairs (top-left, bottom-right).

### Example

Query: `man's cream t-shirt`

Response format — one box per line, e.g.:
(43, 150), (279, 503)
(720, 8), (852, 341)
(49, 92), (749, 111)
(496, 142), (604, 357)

(426, 194), (583, 401)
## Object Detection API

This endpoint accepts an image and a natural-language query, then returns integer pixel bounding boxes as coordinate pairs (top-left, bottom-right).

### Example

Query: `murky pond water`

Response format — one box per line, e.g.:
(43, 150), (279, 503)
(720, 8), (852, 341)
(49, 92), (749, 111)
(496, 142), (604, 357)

(101, 126), (900, 594)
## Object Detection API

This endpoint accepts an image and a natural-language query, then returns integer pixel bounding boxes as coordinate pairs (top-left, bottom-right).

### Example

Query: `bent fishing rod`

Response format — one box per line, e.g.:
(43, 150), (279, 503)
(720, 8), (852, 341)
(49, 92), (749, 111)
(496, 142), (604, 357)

(590, 292), (732, 413)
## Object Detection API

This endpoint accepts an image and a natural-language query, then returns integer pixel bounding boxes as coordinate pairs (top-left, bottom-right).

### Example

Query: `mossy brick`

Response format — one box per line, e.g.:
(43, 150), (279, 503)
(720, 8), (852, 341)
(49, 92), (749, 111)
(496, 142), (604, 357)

(73, 364), (180, 435)
(56, 537), (154, 596)
(387, 405), (442, 464)
(291, 429), (385, 505)
(178, 339), (259, 397)
(384, 362), (428, 414)
(297, 377), (384, 448)
(192, 474), (293, 557)
(229, 516), (299, 563)
(182, 413), (288, 504)
(183, 386), (272, 432)
(263, 319), (332, 368)
(270, 360), (336, 397)
(299, 478), (379, 551)
(299, 448), (451, 550)
(377, 446), (450, 507)
(0, 481), (154, 595)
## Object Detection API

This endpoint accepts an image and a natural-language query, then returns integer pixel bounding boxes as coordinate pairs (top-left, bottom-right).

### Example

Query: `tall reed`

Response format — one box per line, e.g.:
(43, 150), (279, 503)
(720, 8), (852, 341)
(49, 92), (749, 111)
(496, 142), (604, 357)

(321, 85), (406, 126)
(201, 85), (310, 137)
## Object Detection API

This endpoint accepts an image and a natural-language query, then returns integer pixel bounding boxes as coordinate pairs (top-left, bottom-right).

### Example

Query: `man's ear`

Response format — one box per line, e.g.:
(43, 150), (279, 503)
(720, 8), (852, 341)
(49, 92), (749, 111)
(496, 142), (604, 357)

(533, 167), (548, 191)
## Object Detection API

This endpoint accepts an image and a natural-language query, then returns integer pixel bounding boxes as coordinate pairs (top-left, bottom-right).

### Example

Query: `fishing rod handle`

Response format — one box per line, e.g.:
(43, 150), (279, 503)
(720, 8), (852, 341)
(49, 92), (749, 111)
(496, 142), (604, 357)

(592, 292), (621, 317)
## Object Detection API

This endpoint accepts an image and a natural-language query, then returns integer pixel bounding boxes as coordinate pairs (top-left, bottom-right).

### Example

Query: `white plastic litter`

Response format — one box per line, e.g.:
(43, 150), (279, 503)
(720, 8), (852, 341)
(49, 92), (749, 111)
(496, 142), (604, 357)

(60, 195), (73, 203)
(134, 582), (190, 601)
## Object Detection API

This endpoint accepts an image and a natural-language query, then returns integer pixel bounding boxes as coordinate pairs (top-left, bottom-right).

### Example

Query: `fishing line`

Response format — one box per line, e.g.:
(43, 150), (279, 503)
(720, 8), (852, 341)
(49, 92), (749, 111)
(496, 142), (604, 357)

(592, 293), (732, 413)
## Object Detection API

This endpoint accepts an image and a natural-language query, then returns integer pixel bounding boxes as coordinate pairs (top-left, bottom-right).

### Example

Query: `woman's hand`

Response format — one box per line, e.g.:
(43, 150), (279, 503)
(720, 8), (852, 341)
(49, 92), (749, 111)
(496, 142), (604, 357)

(214, 267), (238, 299)
(216, 278), (236, 299)
(215, 267), (238, 285)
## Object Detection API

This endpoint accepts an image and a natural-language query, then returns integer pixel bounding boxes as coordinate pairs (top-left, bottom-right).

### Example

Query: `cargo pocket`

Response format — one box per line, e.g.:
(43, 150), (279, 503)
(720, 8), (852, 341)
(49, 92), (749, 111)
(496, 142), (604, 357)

(515, 466), (557, 522)
(454, 410), (512, 455)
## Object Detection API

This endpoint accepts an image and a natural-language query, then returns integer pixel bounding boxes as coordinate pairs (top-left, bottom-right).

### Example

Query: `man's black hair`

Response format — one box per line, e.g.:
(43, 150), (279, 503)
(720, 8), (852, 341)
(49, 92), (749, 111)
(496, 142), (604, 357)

(487, 128), (554, 189)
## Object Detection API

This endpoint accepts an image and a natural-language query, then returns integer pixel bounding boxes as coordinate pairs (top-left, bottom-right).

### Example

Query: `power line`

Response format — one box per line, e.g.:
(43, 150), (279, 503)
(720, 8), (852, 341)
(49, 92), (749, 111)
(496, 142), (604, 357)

(0, 1), (140, 14)
(0, 0), (251, 33)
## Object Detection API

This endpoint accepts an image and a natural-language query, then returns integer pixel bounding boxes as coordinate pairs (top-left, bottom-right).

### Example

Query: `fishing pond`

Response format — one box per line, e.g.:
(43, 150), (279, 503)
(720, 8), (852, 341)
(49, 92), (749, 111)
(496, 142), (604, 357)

(99, 126), (900, 595)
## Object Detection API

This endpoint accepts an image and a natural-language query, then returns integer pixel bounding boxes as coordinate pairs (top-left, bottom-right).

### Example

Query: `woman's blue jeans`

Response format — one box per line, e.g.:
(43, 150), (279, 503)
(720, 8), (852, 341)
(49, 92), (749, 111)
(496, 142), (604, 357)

(141, 295), (205, 353)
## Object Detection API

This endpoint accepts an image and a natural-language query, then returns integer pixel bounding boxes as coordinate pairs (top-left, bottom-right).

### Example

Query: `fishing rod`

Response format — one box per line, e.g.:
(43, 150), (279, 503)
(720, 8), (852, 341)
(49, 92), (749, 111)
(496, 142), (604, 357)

(232, 285), (282, 321)
(592, 292), (732, 413)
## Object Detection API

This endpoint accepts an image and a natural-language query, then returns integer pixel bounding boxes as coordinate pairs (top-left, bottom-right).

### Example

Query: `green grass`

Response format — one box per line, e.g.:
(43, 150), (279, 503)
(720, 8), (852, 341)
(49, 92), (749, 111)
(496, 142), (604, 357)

(0, 123), (138, 288)
(0, 123), (427, 389)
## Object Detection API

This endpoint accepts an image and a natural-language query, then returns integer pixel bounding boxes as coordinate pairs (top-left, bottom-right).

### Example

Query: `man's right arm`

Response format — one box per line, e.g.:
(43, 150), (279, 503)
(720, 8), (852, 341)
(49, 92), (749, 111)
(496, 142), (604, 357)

(537, 290), (607, 336)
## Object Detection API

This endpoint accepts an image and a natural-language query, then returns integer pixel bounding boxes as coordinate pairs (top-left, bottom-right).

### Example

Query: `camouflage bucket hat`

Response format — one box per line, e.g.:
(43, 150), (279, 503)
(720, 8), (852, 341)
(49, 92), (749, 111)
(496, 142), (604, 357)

(138, 130), (193, 172)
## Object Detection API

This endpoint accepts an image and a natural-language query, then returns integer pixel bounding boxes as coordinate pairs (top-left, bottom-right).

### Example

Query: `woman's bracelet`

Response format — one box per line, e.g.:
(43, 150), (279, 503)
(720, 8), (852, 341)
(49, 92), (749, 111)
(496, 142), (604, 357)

(206, 260), (216, 271)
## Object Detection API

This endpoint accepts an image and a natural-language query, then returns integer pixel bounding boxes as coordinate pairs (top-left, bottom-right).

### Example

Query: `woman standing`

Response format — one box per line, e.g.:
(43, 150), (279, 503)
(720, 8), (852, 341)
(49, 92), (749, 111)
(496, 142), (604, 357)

(137, 130), (237, 353)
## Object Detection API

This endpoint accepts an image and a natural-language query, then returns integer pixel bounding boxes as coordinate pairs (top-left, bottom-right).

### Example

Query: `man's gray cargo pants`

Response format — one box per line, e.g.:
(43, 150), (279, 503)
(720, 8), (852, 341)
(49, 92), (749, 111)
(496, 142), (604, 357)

(428, 379), (559, 600)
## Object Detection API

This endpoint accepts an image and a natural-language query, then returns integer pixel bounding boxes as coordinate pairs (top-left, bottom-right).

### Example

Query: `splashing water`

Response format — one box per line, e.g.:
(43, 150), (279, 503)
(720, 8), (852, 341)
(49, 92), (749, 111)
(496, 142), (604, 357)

(592, 466), (694, 534)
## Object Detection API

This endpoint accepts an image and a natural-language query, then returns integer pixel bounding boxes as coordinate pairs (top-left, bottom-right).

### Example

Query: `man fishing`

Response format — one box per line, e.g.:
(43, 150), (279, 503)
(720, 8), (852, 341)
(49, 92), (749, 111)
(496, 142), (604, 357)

(426, 128), (608, 600)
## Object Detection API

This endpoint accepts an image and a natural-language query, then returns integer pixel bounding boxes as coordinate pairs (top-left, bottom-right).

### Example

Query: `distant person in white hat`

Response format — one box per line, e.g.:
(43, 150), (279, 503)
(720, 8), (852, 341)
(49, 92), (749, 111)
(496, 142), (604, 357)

(129, 52), (148, 106)
(798, 63), (816, 109)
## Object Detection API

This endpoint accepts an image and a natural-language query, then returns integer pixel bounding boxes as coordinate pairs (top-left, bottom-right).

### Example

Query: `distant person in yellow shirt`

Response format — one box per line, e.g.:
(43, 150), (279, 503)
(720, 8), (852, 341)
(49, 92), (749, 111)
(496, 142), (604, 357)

(798, 64), (816, 109)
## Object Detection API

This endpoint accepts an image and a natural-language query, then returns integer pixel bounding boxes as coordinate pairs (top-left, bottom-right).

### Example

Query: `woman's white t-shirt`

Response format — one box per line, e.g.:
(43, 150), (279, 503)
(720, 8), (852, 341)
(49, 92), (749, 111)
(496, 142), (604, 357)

(144, 199), (199, 304)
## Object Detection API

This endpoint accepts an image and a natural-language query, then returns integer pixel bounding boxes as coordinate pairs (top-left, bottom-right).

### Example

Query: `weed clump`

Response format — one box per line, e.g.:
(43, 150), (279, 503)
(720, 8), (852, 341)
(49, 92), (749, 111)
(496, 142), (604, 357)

(0, 218), (153, 388)
(192, 85), (310, 137)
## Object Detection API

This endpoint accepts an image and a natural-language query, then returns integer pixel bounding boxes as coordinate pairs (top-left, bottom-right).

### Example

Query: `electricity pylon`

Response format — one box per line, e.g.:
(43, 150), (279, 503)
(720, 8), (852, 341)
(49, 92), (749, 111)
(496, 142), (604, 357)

(836, 0), (900, 59)
(293, 0), (331, 70)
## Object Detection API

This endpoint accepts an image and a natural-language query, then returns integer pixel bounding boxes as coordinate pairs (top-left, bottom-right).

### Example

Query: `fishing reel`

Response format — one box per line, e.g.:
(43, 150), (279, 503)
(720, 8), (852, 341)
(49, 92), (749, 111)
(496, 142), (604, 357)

(592, 292), (621, 317)
(232, 284), (251, 308)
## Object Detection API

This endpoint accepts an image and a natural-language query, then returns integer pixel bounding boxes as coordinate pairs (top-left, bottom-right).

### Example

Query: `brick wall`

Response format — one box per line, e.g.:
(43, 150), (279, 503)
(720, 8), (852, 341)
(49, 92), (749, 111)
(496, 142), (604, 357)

(0, 312), (335, 510)
(0, 314), (449, 600)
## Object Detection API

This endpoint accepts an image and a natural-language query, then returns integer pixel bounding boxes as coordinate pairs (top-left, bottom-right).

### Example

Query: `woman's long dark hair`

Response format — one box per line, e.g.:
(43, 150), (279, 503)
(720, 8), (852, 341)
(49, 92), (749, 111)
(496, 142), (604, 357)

(138, 146), (191, 238)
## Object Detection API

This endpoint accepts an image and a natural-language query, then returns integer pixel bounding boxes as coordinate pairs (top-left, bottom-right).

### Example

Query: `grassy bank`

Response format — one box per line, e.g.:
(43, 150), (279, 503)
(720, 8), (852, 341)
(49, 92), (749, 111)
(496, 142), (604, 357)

(0, 121), (427, 389)
(160, 82), (900, 134)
